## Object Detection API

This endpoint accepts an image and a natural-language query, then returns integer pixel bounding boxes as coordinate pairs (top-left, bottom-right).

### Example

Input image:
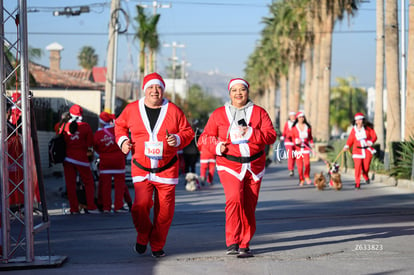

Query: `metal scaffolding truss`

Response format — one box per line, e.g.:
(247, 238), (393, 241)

(0, 0), (66, 269)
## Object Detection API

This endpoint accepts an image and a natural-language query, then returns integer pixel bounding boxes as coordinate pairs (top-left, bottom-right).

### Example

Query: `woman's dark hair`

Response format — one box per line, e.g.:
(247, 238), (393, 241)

(292, 116), (312, 128)
(69, 117), (78, 134)
(352, 118), (374, 128)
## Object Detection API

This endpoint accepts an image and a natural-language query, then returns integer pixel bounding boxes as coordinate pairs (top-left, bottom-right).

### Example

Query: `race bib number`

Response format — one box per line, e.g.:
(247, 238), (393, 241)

(230, 125), (248, 144)
(145, 141), (163, 159)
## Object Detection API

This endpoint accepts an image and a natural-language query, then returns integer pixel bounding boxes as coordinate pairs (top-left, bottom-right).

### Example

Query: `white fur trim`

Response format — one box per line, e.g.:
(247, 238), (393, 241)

(228, 79), (248, 91)
(354, 115), (364, 120)
(143, 79), (165, 92)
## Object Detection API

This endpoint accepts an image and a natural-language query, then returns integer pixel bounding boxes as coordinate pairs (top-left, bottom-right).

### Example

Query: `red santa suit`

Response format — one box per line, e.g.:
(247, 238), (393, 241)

(291, 113), (314, 184)
(197, 135), (216, 185)
(281, 115), (296, 172)
(115, 97), (193, 252)
(63, 105), (98, 214)
(94, 112), (131, 212)
(199, 96), (276, 250)
(344, 121), (377, 188)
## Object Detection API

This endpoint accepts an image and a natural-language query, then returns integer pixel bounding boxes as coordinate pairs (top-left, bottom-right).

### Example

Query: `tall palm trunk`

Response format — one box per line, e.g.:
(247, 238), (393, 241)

(287, 56), (296, 111)
(375, 0), (385, 149)
(279, 74), (289, 130)
(384, 0), (401, 146)
(267, 77), (277, 127)
(303, 41), (313, 117)
(310, 19), (322, 126)
(405, 1), (414, 138)
(293, 60), (302, 110)
(316, 3), (334, 142)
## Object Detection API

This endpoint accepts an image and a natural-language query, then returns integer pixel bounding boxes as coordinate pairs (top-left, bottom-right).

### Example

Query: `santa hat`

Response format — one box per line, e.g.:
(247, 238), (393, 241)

(296, 111), (305, 119)
(69, 104), (83, 121)
(288, 111), (296, 116)
(142, 72), (165, 92)
(228, 78), (250, 92)
(354, 112), (365, 120)
(99, 111), (115, 125)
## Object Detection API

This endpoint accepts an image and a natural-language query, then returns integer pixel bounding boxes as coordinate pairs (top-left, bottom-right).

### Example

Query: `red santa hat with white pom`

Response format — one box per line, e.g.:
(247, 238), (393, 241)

(354, 112), (365, 120)
(142, 72), (165, 92)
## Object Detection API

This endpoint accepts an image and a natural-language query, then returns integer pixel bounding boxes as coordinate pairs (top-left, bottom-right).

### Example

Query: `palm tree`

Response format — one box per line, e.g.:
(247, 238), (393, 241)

(314, 0), (359, 142)
(134, 6), (160, 83)
(405, 2), (414, 139)
(78, 46), (98, 71)
(147, 14), (161, 73)
(374, 0), (385, 149)
(384, 0), (401, 145)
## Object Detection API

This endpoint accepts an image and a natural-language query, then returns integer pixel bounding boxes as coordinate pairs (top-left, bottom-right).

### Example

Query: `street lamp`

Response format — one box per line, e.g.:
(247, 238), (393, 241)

(163, 42), (185, 102)
(53, 6), (90, 16)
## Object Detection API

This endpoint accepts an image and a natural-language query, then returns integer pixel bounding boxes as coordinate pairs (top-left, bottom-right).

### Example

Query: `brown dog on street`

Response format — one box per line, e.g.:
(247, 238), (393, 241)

(314, 171), (327, 191)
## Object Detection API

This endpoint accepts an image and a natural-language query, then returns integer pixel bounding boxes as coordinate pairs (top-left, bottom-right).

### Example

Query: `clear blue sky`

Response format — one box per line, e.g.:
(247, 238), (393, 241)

(5, 0), (386, 88)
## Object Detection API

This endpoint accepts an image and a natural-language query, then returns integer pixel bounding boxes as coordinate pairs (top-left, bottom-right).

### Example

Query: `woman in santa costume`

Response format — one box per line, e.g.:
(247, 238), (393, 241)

(343, 112), (377, 189)
(115, 72), (194, 258)
(199, 78), (276, 258)
(291, 111), (314, 186)
(62, 104), (99, 214)
(94, 111), (132, 213)
(281, 111), (297, 176)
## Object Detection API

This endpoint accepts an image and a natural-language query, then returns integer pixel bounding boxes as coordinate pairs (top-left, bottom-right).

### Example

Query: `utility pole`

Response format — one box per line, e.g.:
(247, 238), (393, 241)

(139, 1), (171, 72)
(104, 0), (120, 113)
(163, 41), (185, 102)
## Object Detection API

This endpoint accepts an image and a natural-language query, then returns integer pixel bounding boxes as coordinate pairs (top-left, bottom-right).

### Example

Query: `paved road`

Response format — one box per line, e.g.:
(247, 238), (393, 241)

(4, 160), (414, 274)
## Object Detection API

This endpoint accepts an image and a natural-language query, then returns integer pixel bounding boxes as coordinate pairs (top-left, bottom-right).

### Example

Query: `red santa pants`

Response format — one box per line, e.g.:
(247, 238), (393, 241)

(200, 161), (215, 184)
(219, 170), (261, 249)
(296, 153), (311, 181)
(99, 172), (129, 211)
(63, 162), (97, 213)
(131, 180), (175, 252)
(353, 153), (373, 185)
(285, 144), (296, 171)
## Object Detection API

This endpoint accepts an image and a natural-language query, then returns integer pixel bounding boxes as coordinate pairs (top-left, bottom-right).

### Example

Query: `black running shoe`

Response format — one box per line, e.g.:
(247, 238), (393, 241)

(237, 247), (254, 258)
(226, 244), (239, 255)
(134, 243), (147, 254)
(289, 170), (294, 177)
(152, 250), (166, 258)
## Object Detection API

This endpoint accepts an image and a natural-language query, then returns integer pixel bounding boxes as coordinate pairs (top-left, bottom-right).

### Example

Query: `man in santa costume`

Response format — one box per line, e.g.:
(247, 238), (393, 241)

(94, 111), (132, 213)
(343, 112), (377, 189)
(115, 72), (193, 258)
(281, 111), (297, 176)
(62, 104), (100, 214)
(198, 78), (276, 258)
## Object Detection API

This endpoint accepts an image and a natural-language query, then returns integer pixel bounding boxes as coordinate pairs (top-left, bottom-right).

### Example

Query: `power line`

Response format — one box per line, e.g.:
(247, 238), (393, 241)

(12, 29), (379, 37)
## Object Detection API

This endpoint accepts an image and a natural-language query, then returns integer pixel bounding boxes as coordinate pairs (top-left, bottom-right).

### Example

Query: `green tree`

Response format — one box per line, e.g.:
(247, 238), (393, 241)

(134, 6), (160, 80)
(78, 46), (98, 70)
(330, 77), (367, 133)
(176, 84), (222, 127)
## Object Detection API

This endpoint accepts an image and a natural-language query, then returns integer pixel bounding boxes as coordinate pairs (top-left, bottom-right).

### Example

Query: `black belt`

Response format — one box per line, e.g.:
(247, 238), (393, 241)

(357, 146), (368, 149)
(222, 151), (264, 164)
(133, 155), (178, 173)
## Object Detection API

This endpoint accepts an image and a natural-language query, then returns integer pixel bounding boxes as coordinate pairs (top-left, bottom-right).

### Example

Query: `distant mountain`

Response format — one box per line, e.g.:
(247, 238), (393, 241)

(186, 70), (235, 102)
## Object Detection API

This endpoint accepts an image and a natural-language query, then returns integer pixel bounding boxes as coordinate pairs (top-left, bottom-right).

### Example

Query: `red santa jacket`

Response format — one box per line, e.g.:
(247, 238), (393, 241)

(291, 124), (314, 154)
(199, 103), (276, 181)
(115, 98), (194, 184)
(282, 120), (295, 146)
(63, 121), (94, 166)
(345, 126), (377, 159)
(94, 126), (125, 173)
